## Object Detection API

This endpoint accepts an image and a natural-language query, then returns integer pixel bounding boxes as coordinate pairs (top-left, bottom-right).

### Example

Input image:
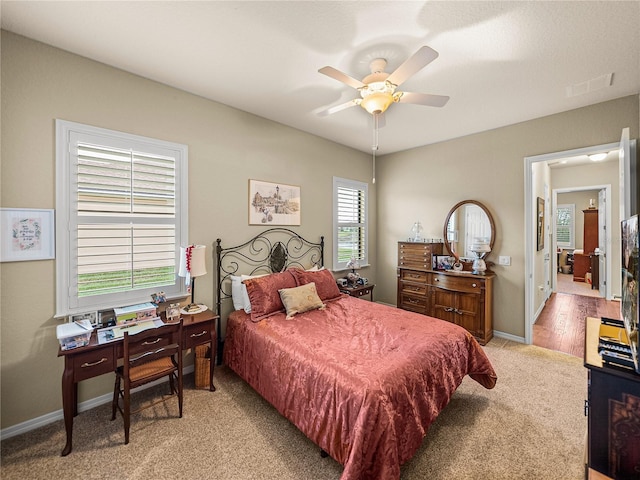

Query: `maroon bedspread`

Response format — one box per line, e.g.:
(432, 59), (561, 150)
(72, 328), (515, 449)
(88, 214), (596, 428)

(223, 295), (497, 480)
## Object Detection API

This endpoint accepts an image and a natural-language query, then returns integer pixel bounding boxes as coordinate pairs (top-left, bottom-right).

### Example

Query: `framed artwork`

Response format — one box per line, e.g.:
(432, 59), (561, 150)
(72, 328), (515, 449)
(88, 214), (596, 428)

(249, 179), (301, 226)
(1, 208), (55, 262)
(537, 197), (545, 251)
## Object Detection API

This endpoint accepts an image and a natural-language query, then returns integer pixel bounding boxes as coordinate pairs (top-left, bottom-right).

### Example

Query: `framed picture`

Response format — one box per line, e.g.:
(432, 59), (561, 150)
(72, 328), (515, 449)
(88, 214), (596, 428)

(537, 197), (545, 251)
(1, 208), (55, 262)
(166, 303), (181, 322)
(433, 254), (453, 270)
(249, 179), (300, 226)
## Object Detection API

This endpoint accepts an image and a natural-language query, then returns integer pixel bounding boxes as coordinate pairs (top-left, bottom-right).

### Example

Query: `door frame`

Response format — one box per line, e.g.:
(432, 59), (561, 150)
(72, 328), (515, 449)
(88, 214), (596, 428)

(524, 142), (619, 345)
(550, 184), (611, 296)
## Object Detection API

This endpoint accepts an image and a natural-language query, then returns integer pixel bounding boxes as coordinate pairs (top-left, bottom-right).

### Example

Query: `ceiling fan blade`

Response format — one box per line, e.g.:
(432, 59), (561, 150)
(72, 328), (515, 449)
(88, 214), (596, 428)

(397, 92), (450, 108)
(386, 46), (439, 87)
(318, 66), (365, 90)
(317, 99), (360, 117)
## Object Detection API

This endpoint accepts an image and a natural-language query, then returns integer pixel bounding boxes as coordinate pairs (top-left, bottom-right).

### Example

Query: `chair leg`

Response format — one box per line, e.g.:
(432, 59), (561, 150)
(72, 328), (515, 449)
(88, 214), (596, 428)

(169, 373), (175, 395)
(124, 385), (130, 445)
(177, 372), (183, 418)
(111, 375), (120, 421)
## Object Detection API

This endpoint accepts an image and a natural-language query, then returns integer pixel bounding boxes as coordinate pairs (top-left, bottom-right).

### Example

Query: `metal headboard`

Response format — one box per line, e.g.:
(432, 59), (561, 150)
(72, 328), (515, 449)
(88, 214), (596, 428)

(215, 228), (324, 363)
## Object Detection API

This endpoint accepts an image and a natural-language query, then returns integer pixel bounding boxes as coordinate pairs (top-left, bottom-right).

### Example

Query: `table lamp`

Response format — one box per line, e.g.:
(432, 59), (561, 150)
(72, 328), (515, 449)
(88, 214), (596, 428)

(179, 244), (207, 313)
(470, 239), (491, 274)
(345, 257), (361, 285)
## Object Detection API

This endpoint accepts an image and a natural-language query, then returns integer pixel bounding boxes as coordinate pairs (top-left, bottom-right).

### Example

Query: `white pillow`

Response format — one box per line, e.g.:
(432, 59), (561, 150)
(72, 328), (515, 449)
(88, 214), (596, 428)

(306, 265), (325, 271)
(230, 276), (245, 311)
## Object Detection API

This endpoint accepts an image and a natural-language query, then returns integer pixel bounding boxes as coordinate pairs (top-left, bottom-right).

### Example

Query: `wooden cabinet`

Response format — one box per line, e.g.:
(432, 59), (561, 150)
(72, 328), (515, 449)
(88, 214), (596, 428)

(574, 209), (598, 282)
(584, 317), (640, 479)
(397, 242), (442, 315)
(427, 271), (494, 345)
(396, 241), (494, 345)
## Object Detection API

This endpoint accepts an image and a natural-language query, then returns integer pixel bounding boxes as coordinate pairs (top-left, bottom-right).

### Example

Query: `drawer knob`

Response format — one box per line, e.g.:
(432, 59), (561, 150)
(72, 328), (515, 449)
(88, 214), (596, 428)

(142, 338), (161, 346)
(81, 357), (108, 368)
(435, 278), (440, 282)
(190, 330), (207, 338)
(472, 283), (477, 288)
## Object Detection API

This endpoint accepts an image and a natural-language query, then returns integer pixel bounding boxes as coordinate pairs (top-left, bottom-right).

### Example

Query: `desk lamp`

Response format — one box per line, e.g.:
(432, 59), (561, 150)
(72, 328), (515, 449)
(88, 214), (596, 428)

(179, 244), (207, 313)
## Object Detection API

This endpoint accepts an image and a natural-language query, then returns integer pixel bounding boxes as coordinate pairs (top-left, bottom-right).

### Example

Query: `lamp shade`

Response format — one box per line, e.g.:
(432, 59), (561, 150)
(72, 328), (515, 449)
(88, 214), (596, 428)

(178, 245), (207, 279)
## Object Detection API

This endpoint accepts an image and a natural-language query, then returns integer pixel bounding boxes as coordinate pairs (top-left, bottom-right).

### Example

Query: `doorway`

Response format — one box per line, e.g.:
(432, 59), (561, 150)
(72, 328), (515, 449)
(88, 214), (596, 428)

(524, 141), (620, 346)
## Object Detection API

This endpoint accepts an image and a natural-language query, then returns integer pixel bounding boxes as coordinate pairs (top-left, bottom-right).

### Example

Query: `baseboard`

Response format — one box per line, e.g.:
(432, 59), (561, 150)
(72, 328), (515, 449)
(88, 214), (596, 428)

(0, 364), (194, 442)
(493, 330), (525, 343)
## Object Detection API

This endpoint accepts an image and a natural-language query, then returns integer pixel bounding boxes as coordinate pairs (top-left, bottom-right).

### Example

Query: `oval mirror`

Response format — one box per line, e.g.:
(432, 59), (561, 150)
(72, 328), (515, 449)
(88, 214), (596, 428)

(443, 200), (495, 262)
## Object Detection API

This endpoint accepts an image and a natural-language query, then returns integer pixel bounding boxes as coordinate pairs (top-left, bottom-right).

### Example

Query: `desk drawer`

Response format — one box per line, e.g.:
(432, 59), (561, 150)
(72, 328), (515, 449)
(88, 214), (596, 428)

(73, 349), (116, 382)
(183, 323), (214, 350)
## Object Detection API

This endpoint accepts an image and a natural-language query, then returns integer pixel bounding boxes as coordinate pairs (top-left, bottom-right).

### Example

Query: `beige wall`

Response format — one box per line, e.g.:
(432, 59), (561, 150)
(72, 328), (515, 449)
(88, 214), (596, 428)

(2, 29), (639, 432)
(0, 32), (375, 429)
(376, 95), (639, 339)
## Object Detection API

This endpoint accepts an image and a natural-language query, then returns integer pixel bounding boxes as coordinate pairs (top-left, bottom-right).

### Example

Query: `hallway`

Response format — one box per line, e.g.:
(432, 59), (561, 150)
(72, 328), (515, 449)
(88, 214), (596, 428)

(533, 276), (620, 358)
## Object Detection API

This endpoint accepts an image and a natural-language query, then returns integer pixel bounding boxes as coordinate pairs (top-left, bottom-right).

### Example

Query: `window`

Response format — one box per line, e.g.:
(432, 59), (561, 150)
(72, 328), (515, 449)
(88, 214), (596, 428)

(333, 177), (368, 270)
(556, 204), (575, 249)
(56, 120), (188, 316)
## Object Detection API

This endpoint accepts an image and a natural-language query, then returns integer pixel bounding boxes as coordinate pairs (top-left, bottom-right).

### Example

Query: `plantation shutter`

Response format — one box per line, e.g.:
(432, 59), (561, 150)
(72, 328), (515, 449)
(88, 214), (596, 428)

(56, 120), (188, 316)
(556, 204), (575, 249)
(333, 177), (368, 269)
(76, 143), (176, 297)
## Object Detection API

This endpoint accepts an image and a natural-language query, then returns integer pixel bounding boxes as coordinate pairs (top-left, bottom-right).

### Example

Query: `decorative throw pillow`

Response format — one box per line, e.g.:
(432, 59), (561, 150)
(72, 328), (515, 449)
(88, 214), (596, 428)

(243, 270), (297, 322)
(278, 282), (325, 319)
(290, 268), (342, 302)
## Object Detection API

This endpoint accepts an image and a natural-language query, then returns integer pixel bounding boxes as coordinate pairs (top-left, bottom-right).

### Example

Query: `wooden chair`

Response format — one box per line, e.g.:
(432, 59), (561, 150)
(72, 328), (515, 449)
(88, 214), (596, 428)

(111, 319), (183, 444)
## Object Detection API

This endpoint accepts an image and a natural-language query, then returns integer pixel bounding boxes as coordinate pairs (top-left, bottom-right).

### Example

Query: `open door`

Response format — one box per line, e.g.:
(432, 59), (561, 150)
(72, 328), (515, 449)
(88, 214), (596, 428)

(619, 127), (638, 219)
(598, 188), (606, 297)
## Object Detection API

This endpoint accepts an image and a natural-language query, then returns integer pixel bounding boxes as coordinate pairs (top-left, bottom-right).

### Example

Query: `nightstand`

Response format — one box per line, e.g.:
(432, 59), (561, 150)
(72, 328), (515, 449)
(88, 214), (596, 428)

(339, 283), (375, 301)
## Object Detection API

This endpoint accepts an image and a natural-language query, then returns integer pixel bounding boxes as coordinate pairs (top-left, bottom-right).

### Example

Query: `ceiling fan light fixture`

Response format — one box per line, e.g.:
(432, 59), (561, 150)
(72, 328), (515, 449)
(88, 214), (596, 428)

(360, 92), (394, 115)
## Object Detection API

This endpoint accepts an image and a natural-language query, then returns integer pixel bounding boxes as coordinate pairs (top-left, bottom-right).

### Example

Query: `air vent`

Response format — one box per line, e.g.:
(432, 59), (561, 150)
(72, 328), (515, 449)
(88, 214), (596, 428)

(566, 73), (614, 97)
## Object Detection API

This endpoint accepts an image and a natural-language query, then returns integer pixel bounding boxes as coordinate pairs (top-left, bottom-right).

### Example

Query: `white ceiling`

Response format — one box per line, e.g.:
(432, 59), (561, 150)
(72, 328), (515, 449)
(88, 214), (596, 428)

(2, 1), (639, 155)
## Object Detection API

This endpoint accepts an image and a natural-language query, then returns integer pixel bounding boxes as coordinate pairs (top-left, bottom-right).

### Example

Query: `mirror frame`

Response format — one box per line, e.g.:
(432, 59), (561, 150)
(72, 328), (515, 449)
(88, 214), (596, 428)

(443, 200), (496, 261)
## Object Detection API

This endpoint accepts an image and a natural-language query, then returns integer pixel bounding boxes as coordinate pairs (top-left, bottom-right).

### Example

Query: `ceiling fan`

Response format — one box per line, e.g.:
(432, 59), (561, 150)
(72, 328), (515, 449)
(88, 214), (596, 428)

(318, 46), (450, 118)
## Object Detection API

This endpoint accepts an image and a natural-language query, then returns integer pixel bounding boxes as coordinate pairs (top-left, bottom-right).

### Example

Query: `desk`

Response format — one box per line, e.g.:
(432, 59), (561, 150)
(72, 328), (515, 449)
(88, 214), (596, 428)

(58, 309), (218, 456)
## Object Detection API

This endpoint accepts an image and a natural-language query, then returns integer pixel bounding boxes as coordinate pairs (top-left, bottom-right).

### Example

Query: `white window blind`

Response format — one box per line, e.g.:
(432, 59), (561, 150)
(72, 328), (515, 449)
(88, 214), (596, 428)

(556, 204), (575, 249)
(333, 177), (368, 270)
(56, 120), (188, 316)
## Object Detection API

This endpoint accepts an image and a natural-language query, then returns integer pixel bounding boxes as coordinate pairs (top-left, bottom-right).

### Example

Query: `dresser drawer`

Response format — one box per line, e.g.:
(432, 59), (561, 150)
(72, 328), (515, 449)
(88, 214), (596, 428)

(430, 274), (483, 294)
(73, 348), (116, 382)
(399, 269), (428, 284)
(183, 323), (214, 350)
(399, 281), (428, 296)
(399, 293), (428, 314)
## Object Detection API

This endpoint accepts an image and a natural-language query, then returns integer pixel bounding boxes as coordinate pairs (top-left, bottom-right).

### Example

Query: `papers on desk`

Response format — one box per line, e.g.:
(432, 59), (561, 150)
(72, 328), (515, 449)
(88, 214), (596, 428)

(97, 317), (164, 344)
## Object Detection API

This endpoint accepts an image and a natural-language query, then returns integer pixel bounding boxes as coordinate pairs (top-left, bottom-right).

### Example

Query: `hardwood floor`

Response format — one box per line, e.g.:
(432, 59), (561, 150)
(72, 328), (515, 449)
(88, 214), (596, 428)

(533, 290), (621, 358)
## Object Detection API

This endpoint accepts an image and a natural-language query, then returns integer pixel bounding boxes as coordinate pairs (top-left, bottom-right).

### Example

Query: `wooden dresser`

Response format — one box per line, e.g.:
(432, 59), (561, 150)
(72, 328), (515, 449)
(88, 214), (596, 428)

(397, 241), (494, 345)
(397, 241), (442, 315)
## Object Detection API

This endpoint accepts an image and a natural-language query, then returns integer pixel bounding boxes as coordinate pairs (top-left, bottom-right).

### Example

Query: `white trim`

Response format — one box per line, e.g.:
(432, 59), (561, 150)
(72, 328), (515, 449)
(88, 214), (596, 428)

(332, 176), (369, 270)
(493, 330), (525, 344)
(524, 142), (618, 345)
(0, 365), (194, 441)
(55, 119), (189, 317)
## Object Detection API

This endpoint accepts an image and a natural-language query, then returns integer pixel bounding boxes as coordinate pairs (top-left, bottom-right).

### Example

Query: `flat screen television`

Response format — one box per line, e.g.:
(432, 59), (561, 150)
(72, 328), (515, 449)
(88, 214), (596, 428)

(621, 214), (640, 374)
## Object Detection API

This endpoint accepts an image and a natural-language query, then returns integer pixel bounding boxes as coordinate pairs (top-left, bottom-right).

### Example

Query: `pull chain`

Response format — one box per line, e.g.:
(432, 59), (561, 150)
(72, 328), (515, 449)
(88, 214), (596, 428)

(372, 114), (379, 184)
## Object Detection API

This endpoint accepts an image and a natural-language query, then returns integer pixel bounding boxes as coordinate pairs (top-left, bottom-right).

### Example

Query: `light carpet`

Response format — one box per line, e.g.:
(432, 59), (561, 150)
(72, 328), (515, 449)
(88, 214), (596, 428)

(1, 338), (586, 479)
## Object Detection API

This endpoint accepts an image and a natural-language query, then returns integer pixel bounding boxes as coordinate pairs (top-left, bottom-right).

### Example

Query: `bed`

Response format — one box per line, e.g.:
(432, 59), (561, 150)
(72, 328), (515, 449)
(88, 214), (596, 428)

(216, 228), (497, 480)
